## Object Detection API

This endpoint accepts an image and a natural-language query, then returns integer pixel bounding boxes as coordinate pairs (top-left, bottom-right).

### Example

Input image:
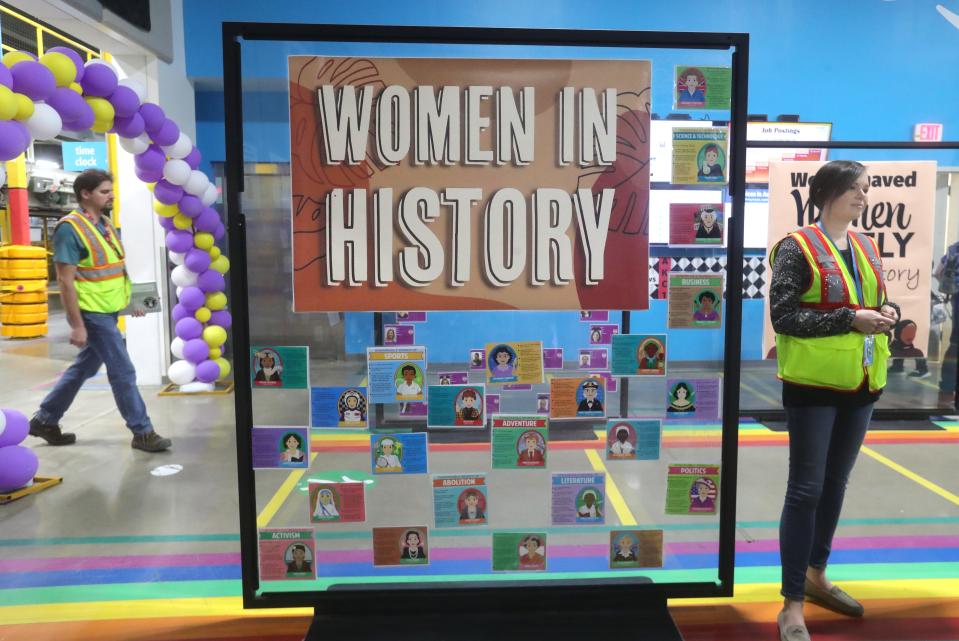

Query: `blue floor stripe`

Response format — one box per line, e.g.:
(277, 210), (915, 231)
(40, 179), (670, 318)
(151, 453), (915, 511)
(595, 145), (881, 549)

(0, 565), (241, 590)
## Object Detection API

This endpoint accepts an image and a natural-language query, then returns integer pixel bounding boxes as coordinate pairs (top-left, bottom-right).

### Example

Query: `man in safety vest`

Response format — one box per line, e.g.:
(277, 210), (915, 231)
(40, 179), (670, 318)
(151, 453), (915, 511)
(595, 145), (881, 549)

(29, 169), (172, 452)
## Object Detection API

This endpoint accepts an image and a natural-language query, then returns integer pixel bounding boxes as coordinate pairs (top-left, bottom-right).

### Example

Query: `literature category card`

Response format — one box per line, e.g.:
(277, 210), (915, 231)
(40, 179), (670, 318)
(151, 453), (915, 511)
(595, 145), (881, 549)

(552, 473), (606, 525)
(543, 348), (564, 370)
(606, 419), (662, 461)
(578, 348), (608, 370)
(485, 341), (544, 385)
(549, 377), (606, 419)
(667, 273), (723, 329)
(427, 384), (486, 428)
(371, 432), (428, 475)
(609, 530), (664, 569)
(383, 324), (414, 345)
(372, 526), (429, 566)
(308, 481), (365, 523)
(492, 532), (547, 572)
(259, 529), (315, 580)
(432, 474), (488, 528)
(252, 427), (309, 469)
(665, 377), (721, 420)
(611, 334), (666, 377)
(310, 386), (368, 428)
(666, 464), (720, 516)
(588, 324), (618, 345)
(367, 347), (427, 404)
(491, 415), (548, 470)
(251, 346), (309, 389)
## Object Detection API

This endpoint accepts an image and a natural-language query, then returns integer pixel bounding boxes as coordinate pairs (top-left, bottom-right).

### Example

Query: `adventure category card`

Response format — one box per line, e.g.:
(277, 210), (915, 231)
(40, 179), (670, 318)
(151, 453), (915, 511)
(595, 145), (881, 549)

(491, 415), (548, 469)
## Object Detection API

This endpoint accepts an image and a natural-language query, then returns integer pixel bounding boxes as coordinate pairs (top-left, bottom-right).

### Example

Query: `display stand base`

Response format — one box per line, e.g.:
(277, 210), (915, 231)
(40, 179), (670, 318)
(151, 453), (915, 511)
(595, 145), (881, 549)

(0, 476), (63, 504)
(303, 599), (683, 640)
(158, 381), (235, 396)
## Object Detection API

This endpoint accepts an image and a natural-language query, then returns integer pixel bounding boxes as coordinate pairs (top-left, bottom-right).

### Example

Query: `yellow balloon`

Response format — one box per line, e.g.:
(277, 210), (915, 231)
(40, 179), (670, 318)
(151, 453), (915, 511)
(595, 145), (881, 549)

(154, 201), (178, 218)
(0, 86), (16, 120)
(202, 325), (227, 347)
(39, 51), (76, 87)
(205, 292), (227, 311)
(2, 52), (34, 67)
(91, 118), (113, 134)
(194, 306), (211, 323)
(194, 232), (214, 250)
(68, 82), (84, 94)
(215, 357), (232, 380)
(86, 96), (114, 120)
(208, 246), (221, 260)
(173, 213), (193, 230)
(145, 182), (156, 193)
(13, 93), (34, 121)
(209, 347), (222, 360)
(210, 255), (230, 274)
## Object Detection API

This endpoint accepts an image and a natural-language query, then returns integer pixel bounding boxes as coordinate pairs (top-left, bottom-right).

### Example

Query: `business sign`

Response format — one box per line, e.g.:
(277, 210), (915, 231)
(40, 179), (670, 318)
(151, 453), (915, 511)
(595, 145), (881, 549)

(289, 57), (651, 311)
(61, 141), (108, 171)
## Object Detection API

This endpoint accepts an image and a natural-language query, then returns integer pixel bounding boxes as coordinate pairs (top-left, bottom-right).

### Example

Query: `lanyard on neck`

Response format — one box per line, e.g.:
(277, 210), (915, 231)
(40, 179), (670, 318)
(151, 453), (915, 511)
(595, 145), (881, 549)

(816, 222), (865, 306)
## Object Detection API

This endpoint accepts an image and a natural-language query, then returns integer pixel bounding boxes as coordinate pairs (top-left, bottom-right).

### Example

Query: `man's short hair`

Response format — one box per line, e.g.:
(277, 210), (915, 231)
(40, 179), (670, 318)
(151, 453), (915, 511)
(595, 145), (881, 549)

(73, 169), (113, 202)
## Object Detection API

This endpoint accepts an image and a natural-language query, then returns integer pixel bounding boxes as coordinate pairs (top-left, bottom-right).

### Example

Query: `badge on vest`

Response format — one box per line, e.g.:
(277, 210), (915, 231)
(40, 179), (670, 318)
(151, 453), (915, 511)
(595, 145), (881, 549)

(863, 335), (875, 367)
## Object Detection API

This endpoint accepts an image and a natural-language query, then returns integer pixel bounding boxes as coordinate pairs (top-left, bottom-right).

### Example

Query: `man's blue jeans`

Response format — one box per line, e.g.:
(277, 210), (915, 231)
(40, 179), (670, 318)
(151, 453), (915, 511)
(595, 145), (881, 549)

(779, 403), (873, 600)
(36, 311), (153, 435)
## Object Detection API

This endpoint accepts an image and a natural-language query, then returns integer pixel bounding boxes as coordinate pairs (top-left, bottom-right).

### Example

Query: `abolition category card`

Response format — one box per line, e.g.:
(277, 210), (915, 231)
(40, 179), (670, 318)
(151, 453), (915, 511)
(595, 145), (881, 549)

(552, 473), (606, 525)
(370, 432), (429, 475)
(252, 426), (309, 469)
(308, 481), (365, 524)
(609, 530), (664, 569)
(469, 348), (486, 371)
(372, 526), (430, 566)
(435, 371), (468, 385)
(549, 377), (606, 419)
(671, 127), (728, 185)
(611, 334), (666, 377)
(665, 377), (721, 420)
(251, 346), (309, 389)
(258, 529), (315, 580)
(383, 324), (415, 345)
(588, 324), (618, 345)
(492, 532), (548, 572)
(485, 341), (544, 385)
(427, 384), (486, 428)
(432, 474), (489, 528)
(367, 346), (428, 404)
(606, 419), (662, 461)
(543, 348), (564, 370)
(666, 464), (720, 516)
(667, 273), (723, 329)
(310, 386), (368, 428)
(674, 65), (731, 110)
(491, 415), (548, 469)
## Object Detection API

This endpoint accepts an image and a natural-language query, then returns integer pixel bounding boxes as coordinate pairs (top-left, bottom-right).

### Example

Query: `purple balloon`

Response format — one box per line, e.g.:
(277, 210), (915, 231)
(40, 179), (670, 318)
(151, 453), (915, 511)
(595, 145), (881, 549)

(175, 317), (203, 341)
(196, 269), (225, 293)
(178, 194), (203, 218)
(153, 179), (184, 206)
(134, 144), (166, 172)
(10, 60), (56, 101)
(47, 47), (84, 82)
(165, 230), (194, 253)
(0, 121), (28, 161)
(0, 63), (11, 89)
(140, 102), (166, 133)
(152, 118), (180, 147)
(0, 446), (39, 493)
(184, 146), (202, 170)
(195, 359), (221, 383)
(157, 214), (176, 231)
(209, 310), (232, 330)
(182, 338), (210, 364)
(171, 303), (190, 324)
(178, 286), (205, 311)
(194, 208), (220, 233)
(114, 112), (146, 139)
(61, 102), (95, 131)
(0, 408), (29, 447)
(46, 86), (88, 123)
(108, 84), (140, 118)
(135, 164), (164, 184)
(80, 61), (118, 97)
(213, 222), (226, 241)
(184, 248), (212, 273)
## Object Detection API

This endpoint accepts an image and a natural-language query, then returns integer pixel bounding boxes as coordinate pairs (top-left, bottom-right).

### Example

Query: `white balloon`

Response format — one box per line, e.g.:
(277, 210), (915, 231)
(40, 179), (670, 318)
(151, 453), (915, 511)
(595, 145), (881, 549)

(0, 410), (6, 438)
(162, 132), (193, 160)
(184, 170), (210, 197)
(168, 251), (185, 265)
(179, 381), (215, 393)
(168, 359), (197, 386)
(170, 265), (198, 288)
(162, 159), (191, 186)
(25, 103), (62, 141)
(0, 165), (5, 188)
(119, 132), (150, 154)
(201, 184), (218, 207)
(119, 78), (147, 103)
(170, 337), (186, 359)
(175, 286), (184, 299)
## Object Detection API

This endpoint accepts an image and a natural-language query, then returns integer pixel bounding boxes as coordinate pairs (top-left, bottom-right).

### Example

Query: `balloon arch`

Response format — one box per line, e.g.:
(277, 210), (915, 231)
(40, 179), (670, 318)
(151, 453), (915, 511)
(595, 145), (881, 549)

(0, 48), (232, 389)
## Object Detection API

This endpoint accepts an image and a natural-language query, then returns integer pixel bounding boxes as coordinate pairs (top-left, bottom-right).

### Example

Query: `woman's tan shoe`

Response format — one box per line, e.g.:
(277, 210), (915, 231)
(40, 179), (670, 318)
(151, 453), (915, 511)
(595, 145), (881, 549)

(778, 611), (811, 641)
(804, 578), (864, 617)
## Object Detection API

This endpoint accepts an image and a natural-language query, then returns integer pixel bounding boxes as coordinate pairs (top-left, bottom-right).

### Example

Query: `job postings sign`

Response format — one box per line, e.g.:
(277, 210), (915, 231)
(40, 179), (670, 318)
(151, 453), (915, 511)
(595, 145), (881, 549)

(289, 57), (652, 312)
(62, 142), (108, 171)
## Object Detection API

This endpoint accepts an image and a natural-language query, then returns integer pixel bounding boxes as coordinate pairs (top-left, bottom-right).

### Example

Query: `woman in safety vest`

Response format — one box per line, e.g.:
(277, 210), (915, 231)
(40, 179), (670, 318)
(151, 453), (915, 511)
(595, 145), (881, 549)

(770, 160), (899, 641)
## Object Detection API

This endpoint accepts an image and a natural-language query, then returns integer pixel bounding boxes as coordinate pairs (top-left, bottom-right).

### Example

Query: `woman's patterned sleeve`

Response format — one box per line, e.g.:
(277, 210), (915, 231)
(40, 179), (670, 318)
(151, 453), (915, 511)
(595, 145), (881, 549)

(769, 237), (856, 337)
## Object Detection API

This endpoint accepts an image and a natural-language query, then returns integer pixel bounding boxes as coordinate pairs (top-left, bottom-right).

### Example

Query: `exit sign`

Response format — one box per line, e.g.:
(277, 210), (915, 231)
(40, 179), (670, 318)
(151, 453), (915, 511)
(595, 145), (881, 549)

(914, 123), (943, 142)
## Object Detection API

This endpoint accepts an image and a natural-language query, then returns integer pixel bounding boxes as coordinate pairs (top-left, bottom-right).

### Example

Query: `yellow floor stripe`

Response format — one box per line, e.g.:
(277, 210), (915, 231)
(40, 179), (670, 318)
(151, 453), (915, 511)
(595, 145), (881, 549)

(738, 379), (781, 407)
(584, 449), (637, 526)
(677, 578), (959, 606)
(861, 445), (959, 507)
(256, 452), (318, 528)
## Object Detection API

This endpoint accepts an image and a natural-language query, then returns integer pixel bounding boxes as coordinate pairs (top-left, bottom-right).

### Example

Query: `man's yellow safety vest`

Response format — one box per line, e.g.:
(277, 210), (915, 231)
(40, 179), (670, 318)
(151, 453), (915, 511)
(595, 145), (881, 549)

(773, 225), (890, 392)
(56, 211), (131, 313)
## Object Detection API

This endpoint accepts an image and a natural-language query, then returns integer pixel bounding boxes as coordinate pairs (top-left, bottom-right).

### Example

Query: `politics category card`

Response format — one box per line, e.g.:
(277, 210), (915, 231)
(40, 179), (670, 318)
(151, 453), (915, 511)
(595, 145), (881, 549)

(536, 393), (551, 415)
(611, 334), (667, 377)
(372, 526), (430, 566)
(427, 384), (486, 428)
(491, 415), (548, 470)
(671, 127), (729, 185)
(674, 65), (732, 110)
(588, 324), (618, 345)
(383, 324), (415, 345)
(609, 530), (664, 569)
(258, 529), (315, 580)
(310, 386), (368, 428)
(432, 475), (489, 528)
(394, 311), (427, 322)
(371, 432), (429, 475)
(666, 464), (720, 516)
(551, 473), (606, 525)
(367, 347), (428, 404)
(492, 532), (548, 572)
(606, 419), (662, 461)
(579, 310), (610, 322)
(468, 348), (486, 371)
(308, 481), (365, 524)
(252, 427), (310, 469)
(549, 377), (607, 419)
(578, 348), (608, 370)
(667, 273), (723, 329)
(485, 341), (544, 385)
(669, 203), (724, 246)
(251, 346), (309, 389)
(543, 348), (564, 370)
(435, 371), (468, 385)
(486, 394), (501, 415)
(665, 377), (721, 421)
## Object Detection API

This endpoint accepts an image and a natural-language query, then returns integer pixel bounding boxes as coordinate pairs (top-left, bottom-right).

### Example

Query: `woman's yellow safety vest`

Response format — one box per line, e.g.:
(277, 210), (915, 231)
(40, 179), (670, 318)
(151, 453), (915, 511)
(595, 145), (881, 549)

(773, 225), (890, 392)
(56, 211), (131, 313)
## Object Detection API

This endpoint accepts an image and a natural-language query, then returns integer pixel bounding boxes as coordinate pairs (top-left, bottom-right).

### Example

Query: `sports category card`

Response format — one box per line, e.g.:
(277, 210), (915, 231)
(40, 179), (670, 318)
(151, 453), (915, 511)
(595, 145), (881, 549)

(579, 310), (610, 322)
(543, 348), (564, 370)
(383, 324), (415, 345)
(492, 532), (548, 572)
(367, 347), (428, 404)
(251, 346), (309, 389)
(491, 415), (548, 470)
(665, 377), (721, 421)
(578, 348), (608, 370)
(485, 341), (544, 385)
(588, 324), (618, 345)
(308, 481), (365, 523)
(611, 334), (666, 377)
(609, 530), (664, 569)
(667, 273), (723, 329)
(551, 473), (606, 525)
(549, 377), (607, 419)
(252, 427), (309, 469)
(669, 203), (724, 246)
(674, 65), (731, 110)
(394, 311), (427, 322)
(535, 393), (550, 415)
(372, 526), (429, 566)
(370, 432), (429, 475)
(486, 394), (501, 415)
(427, 384), (486, 428)
(606, 419), (662, 461)
(435, 371), (468, 385)
(310, 386), (369, 428)
(468, 348), (486, 371)
(432, 474), (488, 528)
(258, 529), (315, 580)
(671, 127), (728, 186)
(666, 464), (720, 516)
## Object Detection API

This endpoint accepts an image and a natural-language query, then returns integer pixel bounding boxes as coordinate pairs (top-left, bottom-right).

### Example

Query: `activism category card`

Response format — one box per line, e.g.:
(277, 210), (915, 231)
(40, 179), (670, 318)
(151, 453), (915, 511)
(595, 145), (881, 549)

(308, 481), (365, 523)
(427, 384), (486, 428)
(578, 348), (608, 370)
(669, 203), (724, 246)
(486, 394), (501, 415)
(543, 348), (564, 370)
(436, 371), (468, 385)
(611, 334), (666, 377)
(609, 530), (664, 569)
(672, 127), (728, 185)
(667, 273), (723, 329)
(372, 526), (430, 566)
(310, 386), (368, 428)
(666, 464), (720, 515)
(469, 349), (486, 371)
(606, 419), (662, 461)
(394, 311), (427, 322)
(674, 65), (732, 110)
(485, 341), (544, 385)
(252, 427), (309, 469)
(588, 324), (618, 345)
(579, 310), (610, 322)
(665, 378), (721, 420)
(492, 532), (548, 572)
(258, 529), (315, 580)
(251, 346), (309, 389)
(384, 324), (415, 345)
(371, 432), (429, 475)
(549, 377), (607, 419)
(551, 473), (606, 525)
(432, 475), (488, 528)
(367, 347), (427, 404)
(536, 393), (551, 415)
(491, 415), (548, 469)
